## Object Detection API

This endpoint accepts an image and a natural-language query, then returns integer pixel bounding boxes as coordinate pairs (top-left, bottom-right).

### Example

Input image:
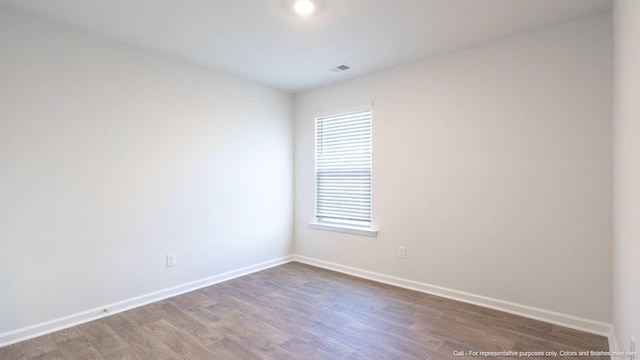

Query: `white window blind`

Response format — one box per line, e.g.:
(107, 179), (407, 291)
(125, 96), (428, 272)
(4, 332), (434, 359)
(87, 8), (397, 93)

(315, 108), (372, 227)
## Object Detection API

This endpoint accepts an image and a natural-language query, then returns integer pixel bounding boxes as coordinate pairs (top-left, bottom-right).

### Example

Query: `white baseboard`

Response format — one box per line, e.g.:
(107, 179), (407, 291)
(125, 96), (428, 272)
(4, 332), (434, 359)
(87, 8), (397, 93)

(0, 255), (294, 348)
(293, 255), (614, 338)
(609, 326), (619, 353)
(1, 253), (616, 353)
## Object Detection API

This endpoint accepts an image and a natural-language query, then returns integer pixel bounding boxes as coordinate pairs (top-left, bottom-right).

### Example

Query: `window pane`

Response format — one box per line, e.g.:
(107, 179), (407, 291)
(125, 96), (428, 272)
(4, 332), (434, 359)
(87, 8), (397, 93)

(315, 109), (372, 226)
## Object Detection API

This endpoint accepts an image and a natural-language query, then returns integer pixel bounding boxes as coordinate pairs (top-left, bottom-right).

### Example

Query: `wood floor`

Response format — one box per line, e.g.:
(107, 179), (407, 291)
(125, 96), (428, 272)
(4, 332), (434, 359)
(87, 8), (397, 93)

(0, 262), (609, 360)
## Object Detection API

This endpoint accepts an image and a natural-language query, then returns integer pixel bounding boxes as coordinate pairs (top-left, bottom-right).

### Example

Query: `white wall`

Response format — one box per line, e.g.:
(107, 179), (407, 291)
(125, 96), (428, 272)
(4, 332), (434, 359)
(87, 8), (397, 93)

(613, 0), (640, 351)
(294, 14), (612, 323)
(0, 7), (293, 335)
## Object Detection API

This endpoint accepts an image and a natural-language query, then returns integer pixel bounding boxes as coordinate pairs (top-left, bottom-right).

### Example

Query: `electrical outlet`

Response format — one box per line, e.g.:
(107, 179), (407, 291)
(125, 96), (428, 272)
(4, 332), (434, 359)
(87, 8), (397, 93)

(398, 246), (406, 259)
(166, 253), (177, 267)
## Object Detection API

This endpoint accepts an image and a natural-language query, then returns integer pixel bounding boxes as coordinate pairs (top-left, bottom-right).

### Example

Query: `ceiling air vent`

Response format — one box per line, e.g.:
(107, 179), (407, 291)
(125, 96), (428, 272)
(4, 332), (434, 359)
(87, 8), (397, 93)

(328, 64), (351, 73)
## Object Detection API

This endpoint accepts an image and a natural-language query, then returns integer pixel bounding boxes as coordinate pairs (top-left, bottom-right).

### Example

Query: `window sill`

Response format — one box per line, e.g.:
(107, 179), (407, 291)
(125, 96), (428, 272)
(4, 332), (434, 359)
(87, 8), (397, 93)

(309, 222), (378, 237)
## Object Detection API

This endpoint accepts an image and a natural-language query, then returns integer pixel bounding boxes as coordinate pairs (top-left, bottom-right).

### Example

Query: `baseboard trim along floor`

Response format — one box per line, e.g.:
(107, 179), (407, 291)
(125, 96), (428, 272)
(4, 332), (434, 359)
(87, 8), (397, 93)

(291, 255), (617, 353)
(0, 255), (294, 348)
(1, 254), (616, 354)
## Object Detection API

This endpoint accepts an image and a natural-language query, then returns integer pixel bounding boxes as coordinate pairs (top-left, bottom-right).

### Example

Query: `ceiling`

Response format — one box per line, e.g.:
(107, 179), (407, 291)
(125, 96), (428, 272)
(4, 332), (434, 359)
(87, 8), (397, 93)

(0, 0), (612, 92)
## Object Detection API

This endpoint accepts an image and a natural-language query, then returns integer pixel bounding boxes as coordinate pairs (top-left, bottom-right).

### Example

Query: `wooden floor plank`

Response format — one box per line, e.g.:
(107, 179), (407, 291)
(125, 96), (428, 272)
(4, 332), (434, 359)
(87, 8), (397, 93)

(0, 342), (26, 360)
(250, 309), (355, 359)
(30, 350), (67, 360)
(50, 328), (83, 345)
(206, 338), (261, 360)
(2, 262), (609, 359)
(77, 321), (127, 357)
(143, 319), (215, 360)
(17, 335), (57, 359)
(145, 302), (225, 347)
(104, 312), (181, 360)
(55, 336), (104, 360)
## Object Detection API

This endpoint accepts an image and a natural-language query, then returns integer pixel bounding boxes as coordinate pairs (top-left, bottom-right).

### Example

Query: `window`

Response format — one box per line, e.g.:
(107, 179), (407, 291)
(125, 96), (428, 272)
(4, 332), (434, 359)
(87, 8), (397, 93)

(313, 108), (375, 235)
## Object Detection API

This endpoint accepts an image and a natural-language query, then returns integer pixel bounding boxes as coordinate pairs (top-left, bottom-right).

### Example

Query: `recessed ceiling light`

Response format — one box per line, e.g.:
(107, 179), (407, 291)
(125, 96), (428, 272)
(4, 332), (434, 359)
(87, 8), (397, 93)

(293, 0), (316, 16)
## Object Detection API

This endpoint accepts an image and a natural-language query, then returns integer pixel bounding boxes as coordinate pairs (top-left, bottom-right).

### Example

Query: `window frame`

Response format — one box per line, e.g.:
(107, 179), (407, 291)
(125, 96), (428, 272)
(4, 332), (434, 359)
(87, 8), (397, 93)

(309, 104), (378, 237)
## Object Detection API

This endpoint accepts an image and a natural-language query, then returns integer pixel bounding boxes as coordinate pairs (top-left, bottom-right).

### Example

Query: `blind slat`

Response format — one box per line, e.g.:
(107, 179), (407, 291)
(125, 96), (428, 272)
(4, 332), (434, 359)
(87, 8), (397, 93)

(316, 109), (372, 225)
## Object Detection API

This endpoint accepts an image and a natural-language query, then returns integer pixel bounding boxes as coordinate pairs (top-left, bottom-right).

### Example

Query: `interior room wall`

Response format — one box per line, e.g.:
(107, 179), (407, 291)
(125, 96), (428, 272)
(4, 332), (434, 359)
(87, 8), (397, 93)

(294, 13), (613, 323)
(0, 6), (293, 337)
(613, 0), (640, 352)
